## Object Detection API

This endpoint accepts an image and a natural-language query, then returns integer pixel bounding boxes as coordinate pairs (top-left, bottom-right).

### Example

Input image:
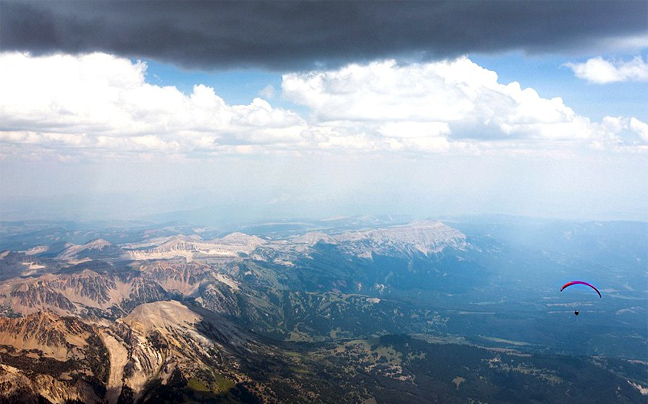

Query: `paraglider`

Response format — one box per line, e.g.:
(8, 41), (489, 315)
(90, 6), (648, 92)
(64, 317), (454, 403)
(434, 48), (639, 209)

(560, 281), (601, 298)
(560, 281), (601, 315)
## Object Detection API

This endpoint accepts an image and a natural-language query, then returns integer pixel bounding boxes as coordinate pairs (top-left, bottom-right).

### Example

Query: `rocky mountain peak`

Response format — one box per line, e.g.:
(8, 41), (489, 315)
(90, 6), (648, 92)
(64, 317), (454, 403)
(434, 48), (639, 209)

(219, 232), (265, 246)
(294, 232), (336, 246)
(84, 238), (113, 249)
(123, 300), (202, 332)
(56, 238), (122, 261)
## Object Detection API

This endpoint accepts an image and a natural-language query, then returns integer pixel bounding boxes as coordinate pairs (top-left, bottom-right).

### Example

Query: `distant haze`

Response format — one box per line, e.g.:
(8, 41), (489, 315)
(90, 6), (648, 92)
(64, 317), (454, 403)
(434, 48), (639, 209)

(1, 153), (645, 223)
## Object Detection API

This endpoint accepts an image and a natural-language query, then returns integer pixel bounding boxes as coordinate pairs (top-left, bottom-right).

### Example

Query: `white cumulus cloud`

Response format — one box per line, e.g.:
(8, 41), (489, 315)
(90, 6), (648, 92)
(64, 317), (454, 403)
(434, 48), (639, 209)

(283, 57), (597, 145)
(564, 56), (648, 83)
(0, 52), (644, 160)
(0, 52), (309, 157)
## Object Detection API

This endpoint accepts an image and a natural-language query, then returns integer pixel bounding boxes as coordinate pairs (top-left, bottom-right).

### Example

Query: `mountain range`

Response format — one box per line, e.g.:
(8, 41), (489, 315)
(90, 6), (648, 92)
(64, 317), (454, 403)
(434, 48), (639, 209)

(0, 216), (645, 403)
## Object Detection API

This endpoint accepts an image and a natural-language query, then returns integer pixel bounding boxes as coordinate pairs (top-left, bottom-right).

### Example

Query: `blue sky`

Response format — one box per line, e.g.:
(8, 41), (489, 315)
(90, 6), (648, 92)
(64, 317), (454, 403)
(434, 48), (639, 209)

(0, 1), (646, 223)
(145, 50), (648, 121)
(470, 51), (648, 121)
(144, 61), (284, 106)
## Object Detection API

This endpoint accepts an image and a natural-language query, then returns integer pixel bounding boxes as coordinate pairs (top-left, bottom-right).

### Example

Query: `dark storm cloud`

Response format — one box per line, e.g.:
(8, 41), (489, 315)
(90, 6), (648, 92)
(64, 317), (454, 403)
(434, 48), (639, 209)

(1, 0), (646, 70)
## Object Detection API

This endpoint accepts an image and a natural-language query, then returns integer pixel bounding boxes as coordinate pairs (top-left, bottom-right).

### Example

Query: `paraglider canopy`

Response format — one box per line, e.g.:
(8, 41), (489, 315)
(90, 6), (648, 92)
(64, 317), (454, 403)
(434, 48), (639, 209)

(560, 281), (601, 298)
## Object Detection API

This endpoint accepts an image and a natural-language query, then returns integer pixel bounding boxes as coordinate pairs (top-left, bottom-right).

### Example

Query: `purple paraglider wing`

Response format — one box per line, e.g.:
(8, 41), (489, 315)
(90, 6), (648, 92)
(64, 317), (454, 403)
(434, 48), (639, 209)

(560, 281), (601, 298)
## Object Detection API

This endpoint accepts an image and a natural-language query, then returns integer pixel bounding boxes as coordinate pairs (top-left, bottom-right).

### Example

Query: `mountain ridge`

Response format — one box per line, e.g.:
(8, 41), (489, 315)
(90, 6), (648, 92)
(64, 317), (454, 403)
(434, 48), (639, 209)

(0, 217), (645, 403)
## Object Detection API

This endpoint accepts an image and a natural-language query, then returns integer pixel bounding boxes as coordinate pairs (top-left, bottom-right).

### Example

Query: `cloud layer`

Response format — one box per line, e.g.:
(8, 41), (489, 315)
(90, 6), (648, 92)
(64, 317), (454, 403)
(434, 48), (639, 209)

(284, 59), (592, 144)
(0, 52), (311, 157)
(2, 0), (647, 70)
(565, 56), (648, 83)
(0, 52), (645, 161)
(282, 58), (647, 153)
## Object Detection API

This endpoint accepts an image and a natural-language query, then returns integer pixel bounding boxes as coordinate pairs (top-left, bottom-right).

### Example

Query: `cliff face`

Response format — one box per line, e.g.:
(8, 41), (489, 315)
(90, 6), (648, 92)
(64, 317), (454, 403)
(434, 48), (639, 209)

(0, 269), (171, 318)
(0, 310), (94, 359)
(0, 301), (264, 404)
(0, 311), (108, 403)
